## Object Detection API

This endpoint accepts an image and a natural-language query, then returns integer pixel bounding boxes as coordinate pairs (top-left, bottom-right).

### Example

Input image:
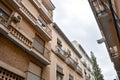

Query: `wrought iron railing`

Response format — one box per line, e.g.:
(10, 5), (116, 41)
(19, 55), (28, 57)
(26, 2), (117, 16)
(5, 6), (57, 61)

(76, 65), (83, 76)
(66, 57), (78, 69)
(56, 46), (65, 55)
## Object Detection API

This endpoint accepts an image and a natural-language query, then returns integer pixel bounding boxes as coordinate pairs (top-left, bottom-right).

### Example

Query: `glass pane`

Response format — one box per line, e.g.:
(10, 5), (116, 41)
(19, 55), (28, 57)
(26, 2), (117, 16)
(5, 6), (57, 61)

(56, 73), (63, 80)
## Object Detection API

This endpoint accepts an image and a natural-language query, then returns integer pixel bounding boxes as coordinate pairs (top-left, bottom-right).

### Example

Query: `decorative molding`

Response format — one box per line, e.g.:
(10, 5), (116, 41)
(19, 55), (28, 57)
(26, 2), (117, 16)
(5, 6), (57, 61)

(0, 61), (26, 78)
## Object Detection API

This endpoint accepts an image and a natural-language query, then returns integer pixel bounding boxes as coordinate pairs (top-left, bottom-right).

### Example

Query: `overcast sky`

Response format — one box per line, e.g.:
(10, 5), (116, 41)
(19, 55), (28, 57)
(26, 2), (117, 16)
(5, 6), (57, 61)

(51, 0), (117, 80)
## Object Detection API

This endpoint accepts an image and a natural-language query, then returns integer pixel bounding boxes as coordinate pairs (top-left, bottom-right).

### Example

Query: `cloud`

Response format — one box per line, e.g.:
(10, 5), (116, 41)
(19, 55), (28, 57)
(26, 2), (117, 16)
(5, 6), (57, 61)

(52, 0), (117, 80)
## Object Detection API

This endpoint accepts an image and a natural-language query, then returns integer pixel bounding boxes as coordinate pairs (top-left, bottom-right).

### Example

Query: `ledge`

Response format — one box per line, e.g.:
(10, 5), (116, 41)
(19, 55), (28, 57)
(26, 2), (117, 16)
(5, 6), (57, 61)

(0, 61), (26, 78)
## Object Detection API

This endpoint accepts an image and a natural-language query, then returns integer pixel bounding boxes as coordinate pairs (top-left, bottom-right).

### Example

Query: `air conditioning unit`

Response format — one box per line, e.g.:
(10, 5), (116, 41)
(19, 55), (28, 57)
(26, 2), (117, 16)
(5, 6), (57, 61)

(12, 12), (22, 22)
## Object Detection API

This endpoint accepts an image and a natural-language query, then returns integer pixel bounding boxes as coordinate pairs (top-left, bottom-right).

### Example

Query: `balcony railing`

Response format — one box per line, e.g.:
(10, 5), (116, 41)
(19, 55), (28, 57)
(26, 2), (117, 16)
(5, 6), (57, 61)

(12, 0), (52, 40)
(87, 66), (91, 72)
(37, 19), (52, 38)
(9, 26), (32, 47)
(81, 61), (87, 67)
(76, 66), (83, 76)
(55, 45), (66, 60)
(0, 8), (32, 48)
(0, 8), (50, 64)
(66, 57), (78, 70)
(89, 0), (108, 17)
(20, 2), (37, 24)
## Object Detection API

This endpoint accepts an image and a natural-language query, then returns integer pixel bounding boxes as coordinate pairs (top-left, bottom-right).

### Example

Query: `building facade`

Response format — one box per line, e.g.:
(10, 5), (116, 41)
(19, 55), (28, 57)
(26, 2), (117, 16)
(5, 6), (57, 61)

(0, 0), (94, 80)
(0, 0), (55, 80)
(72, 41), (94, 80)
(88, 0), (120, 79)
(50, 23), (83, 80)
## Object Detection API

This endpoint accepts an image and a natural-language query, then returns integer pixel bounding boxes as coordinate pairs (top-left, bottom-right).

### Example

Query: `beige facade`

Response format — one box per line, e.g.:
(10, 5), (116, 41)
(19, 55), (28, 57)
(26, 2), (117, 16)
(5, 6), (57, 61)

(49, 23), (83, 80)
(0, 0), (55, 80)
(0, 0), (94, 80)
(72, 41), (94, 80)
(88, 0), (120, 79)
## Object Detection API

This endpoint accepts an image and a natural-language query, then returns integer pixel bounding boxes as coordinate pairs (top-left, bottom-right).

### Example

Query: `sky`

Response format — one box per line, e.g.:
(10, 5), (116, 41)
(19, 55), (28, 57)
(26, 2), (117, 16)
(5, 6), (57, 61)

(51, 0), (117, 80)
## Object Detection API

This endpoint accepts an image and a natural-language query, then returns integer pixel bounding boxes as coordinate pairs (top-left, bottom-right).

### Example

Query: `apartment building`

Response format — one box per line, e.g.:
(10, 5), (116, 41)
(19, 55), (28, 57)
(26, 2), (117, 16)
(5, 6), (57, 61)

(72, 41), (94, 80)
(88, 0), (120, 79)
(50, 23), (83, 80)
(0, 0), (55, 80)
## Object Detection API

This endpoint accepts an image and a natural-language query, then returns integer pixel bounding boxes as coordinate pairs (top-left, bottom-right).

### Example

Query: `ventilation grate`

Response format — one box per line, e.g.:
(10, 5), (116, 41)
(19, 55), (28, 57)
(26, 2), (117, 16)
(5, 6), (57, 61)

(0, 67), (24, 80)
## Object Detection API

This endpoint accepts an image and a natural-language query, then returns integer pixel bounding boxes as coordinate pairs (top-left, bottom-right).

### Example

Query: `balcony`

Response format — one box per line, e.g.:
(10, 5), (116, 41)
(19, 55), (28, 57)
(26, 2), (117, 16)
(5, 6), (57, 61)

(0, 9), (50, 65)
(87, 66), (91, 72)
(7, 0), (52, 41)
(76, 66), (83, 76)
(88, 0), (110, 25)
(31, 0), (53, 23)
(81, 61), (87, 67)
(89, 0), (107, 16)
(55, 45), (66, 60)
(36, 19), (52, 41)
(66, 57), (78, 70)
(89, 0), (120, 58)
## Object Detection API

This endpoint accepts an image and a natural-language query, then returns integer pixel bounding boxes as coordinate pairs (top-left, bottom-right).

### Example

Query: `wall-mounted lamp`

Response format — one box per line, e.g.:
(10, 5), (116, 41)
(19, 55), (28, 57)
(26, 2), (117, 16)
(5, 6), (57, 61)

(97, 37), (105, 44)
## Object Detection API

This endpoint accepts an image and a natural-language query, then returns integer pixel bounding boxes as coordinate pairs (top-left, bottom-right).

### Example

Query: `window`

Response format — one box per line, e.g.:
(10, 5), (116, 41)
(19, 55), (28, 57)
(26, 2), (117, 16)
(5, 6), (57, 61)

(27, 62), (43, 80)
(0, 1), (12, 24)
(0, 8), (9, 23)
(57, 38), (62, 48)
(37, 18), (46, 29)
(69, 74), (73, 80)
(32, 35), (45, 54)
(84, 69), (86, 75)
(56, 73), (63, 80)
(56, 65), (64, 80)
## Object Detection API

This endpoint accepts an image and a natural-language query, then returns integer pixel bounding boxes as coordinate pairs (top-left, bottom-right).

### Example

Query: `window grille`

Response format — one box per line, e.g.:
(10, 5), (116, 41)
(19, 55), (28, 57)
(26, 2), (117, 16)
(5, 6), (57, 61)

(0, 67), (24, 80)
